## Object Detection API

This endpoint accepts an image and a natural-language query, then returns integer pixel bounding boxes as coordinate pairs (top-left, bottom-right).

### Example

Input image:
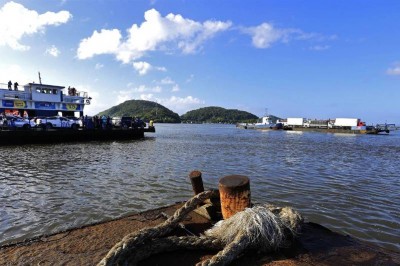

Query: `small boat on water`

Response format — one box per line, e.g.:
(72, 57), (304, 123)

(254, 115), (276, 129)
(237, 116), (278, 130)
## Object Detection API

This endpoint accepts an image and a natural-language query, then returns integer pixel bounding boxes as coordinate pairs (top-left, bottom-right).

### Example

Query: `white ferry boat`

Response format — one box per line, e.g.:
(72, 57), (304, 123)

(0, 78), (91, 118)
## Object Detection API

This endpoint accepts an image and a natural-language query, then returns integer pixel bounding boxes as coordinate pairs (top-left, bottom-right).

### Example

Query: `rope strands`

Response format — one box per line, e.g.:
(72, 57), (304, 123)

(99, 199), (302, 266)
(199, 205), (303, 266)
(98, 190), (216, 266)
(98, 171), (302, 266)
(123, 236), (224, 265)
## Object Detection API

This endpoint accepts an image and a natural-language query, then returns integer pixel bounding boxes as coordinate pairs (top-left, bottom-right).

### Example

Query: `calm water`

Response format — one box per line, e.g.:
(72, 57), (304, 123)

(1, 124), (399, 252)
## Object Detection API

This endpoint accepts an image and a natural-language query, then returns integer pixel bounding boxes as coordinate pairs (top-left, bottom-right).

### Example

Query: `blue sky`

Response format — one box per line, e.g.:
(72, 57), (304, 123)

(0, 0), (399, 124)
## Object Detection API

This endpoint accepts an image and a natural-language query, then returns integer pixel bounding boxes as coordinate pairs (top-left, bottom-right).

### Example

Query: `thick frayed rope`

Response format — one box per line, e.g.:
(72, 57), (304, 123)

(99, 195), (303, 266)
(199, 204), (303, 266)
(98, 190), (215, 266)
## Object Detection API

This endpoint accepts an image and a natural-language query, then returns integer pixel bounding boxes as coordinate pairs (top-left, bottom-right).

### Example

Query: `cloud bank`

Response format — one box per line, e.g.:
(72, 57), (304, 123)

(0, 1), (72, 51)
(387, 63), (400, 76)
(77, 9), (232, 63)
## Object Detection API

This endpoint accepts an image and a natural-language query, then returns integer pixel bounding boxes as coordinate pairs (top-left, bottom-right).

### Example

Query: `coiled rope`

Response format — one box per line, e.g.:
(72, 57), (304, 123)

(98, 191), (303, 266)
(98, 190), (216, 266)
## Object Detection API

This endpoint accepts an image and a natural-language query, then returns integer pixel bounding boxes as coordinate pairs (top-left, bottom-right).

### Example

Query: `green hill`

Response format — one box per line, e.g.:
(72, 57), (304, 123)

(97, 100), (181, 123)
(180, 106), (258, 124)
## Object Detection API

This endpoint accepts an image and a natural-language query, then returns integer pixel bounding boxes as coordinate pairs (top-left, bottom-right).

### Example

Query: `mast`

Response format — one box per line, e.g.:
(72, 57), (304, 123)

(38, 72), (42, 84)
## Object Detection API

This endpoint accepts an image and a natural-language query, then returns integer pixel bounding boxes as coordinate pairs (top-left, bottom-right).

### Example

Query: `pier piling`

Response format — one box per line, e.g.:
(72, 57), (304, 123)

(189, 170), (205, 195)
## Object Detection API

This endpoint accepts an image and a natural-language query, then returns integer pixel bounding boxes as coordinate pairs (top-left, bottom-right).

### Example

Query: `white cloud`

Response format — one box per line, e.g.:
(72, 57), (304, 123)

(77, 29), (122, 59)
(138, 94), (203, 114)
(0, 2), (72, 51)
(133, 61), (151, 75)
(131, 85), (162, 93)
(116, 92), (133, 105)
(159, 95), (204, 114)
(132, 61), (166, 75)
(139, 93), (154, 101)
(74, 85), (107, 116)
(171, 84), (180, 92)
(309, 45), (330, 51)
(157, 66), (167, 72)
(0, 64), (31, 86)
(45, 45), (60, 57)
(387, 63), (400, 76)
(114, 84), (162, 104)
(160, 77), (175, 84)
(186, 74), (194, 83)
(77, 8), (231, 63)
(103, 79), (204, 114)
(95, 63), (104, 70)
(241, 22), (331, 49)
(241, 23), (292, 48)
(158, 77), (179, 92)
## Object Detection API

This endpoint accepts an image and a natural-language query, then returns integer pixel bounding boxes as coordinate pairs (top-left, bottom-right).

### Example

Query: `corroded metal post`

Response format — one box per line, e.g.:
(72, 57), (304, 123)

(189, 170), (204, 195)
(219, 175), (251, 219)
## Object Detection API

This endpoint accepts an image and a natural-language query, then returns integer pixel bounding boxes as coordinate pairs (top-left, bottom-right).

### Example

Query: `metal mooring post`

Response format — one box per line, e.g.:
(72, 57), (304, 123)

(219, 175), (251, 219)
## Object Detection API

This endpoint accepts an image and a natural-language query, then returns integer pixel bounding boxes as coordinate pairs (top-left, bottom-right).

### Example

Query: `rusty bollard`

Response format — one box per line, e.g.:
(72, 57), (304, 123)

(219, 175), (251, 219)
(189, 170), (205, 195)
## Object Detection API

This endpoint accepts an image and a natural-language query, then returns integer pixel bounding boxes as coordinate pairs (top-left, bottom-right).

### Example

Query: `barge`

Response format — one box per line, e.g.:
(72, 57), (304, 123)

(0, 127), (155, 145)
(237, 116), (396, 134)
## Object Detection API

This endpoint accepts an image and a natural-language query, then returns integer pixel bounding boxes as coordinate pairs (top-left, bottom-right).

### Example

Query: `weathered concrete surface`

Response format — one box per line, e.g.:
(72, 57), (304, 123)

(1, 203), (399, 266)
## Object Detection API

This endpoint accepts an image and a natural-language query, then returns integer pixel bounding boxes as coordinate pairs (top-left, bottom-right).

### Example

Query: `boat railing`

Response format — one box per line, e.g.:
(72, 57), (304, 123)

(63, 95), (84, 104)
(0, 89), (32, 100)
(376, 124), (396, 131)
(66, 90), (88, 97)
(78, 91), (88, 98)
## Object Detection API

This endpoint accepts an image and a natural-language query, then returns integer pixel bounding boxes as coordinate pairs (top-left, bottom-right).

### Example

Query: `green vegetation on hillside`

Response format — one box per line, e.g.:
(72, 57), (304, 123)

(97, 100), (181, 123)
(97, 101), (278, 124)
(180, 106), (258, 124)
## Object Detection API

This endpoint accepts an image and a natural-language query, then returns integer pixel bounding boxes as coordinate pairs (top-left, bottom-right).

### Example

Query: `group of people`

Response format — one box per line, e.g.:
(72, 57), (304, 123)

(80, 115), (146, 130)
(81, 115), (112, 129)
(7, 81), (18, 91)
(67, 86), (77, 96)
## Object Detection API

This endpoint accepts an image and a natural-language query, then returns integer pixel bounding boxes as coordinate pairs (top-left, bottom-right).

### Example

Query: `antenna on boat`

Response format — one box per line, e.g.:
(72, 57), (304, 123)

(38, 72), (42, 84)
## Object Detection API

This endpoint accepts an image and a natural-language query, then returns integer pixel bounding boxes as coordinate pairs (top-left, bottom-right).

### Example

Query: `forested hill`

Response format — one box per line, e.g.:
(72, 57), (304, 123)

(97, 100), (181, 123)
(180, 106), (258, 124)
(97, 101), (269, 124)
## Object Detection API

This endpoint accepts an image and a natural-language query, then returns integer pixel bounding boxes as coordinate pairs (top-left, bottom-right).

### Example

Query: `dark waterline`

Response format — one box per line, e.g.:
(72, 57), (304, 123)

(1, 124), (399, 252)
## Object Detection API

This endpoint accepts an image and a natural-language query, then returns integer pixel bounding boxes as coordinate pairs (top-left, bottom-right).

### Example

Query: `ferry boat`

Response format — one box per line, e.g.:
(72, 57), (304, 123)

(0, 76), (155, 145)
(0, 77), (91, 117)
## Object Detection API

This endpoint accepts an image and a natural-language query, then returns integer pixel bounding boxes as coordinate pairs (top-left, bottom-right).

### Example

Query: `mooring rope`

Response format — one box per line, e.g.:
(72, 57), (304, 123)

(99, 192), (303, 266)
(124, 235), (224, 264)
(98, 190), (215, 266)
